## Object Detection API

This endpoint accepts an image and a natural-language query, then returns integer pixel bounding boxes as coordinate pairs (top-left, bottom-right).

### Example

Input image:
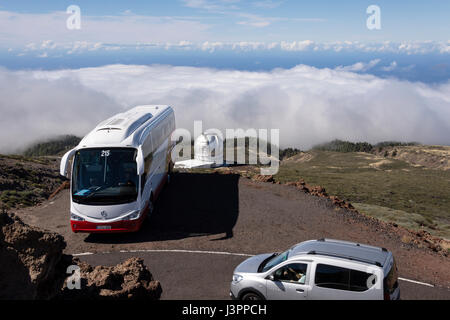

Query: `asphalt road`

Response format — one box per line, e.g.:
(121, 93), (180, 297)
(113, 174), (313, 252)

(79, 251), (450, 300)
(16, 172), (450, 300)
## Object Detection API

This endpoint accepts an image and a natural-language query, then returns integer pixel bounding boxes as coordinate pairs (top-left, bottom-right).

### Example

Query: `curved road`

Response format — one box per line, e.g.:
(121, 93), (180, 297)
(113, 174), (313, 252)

(16, 173), (450, 299)
(78, 251), (449, 300)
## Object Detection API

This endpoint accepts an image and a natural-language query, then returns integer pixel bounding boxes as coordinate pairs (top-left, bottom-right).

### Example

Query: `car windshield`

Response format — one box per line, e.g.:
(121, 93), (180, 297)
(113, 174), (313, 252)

(72, 148), (138, 205)
(260, 249), (290, 273)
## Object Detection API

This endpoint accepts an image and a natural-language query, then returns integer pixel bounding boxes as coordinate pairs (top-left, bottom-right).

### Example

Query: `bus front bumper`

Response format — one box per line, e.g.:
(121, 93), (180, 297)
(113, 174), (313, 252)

(71, 212), (146, 233)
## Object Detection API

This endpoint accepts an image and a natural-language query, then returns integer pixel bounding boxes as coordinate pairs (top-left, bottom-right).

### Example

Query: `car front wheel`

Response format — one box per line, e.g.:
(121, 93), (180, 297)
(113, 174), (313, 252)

(241, 292), (263, 301)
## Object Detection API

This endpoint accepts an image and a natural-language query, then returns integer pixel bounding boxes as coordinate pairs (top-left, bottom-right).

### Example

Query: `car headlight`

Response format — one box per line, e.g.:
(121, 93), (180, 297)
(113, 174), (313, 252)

(232, 274), (243, 283)
(70, 213), (84, 221)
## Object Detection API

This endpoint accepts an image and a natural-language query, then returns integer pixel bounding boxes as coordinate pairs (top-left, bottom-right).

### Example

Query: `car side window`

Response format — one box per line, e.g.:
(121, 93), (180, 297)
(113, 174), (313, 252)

(273, 263), (308, 284)
(315, 264), (374, 292)
(315, 264), (349, 291)
(349, 269), (374, 292)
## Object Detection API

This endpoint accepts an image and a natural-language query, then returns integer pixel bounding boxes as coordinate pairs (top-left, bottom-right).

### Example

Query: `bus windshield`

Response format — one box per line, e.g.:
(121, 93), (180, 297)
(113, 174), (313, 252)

(72, 148), (138, 205)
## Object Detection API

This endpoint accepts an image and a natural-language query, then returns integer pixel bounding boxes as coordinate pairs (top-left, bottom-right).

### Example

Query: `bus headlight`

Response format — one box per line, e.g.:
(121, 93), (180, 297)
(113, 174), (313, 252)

(70, 213), (85, 221)
(123, 210), (140, 221)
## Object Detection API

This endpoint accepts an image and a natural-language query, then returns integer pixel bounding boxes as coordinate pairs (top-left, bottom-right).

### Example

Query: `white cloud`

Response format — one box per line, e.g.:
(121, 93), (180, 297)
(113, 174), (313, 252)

(40, 40), (56, 50)
(231, 41), (266, 51)
(382, 61), (398, 72)
(8, 38), (450, 56)
(181, 1), (321, 29)
(0, 10), (445, 56)
(237, 20), (271, 27)
(24, 42), (37, 51)
(0, 10), (211, 48)
(335, 59), (381, 72)
(440, 45), (450, 54)
(200, 41), (227, 52)
(182, 0), (241, 11)
(0, 64), (449, 153)
(280, 40), (314, 51)
(253, 0), (283, 9)
(0, 67), (121, 153)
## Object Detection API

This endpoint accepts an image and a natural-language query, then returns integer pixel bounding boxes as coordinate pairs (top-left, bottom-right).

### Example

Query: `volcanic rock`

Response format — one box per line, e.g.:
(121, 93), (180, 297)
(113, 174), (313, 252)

(0, 212), (162, 300)
(60, 257), (162, 300)
(0, 211), (66, 299)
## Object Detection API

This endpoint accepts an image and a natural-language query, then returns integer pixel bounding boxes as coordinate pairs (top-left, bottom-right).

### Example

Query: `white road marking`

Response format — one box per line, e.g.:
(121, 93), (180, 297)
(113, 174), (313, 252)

(398, 277), (435, 288)
(73, 252), (94, 256)
(72, 249), (436, 288)
(117, 249), (254, 257)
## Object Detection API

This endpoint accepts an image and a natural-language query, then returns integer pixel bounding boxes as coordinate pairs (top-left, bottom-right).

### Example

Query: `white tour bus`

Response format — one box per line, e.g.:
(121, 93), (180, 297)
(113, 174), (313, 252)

(60, 105), (176, 233)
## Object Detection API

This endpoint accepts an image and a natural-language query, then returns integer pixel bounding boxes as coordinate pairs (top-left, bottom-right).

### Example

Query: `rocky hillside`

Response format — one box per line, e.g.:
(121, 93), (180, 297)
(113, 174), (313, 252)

(0, 211), (162, 300)
(277, 149), (450, 239)
(0, 155), (64, 209)
(372, 145), (450, 170)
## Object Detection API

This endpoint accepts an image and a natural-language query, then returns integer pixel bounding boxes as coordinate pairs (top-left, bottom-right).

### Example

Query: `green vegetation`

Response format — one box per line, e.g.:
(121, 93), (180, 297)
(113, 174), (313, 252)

(0, 154), (63, 209)
(0, 189), (45, 208)
(312, 139), (420, 154)
(0, 154), (51, 165)
(313, 140), (373, 153)
(23, 135), (81, 157)
(279, 148), (302, 160)
(276, 150), (450, 238)
(352, 203), (450, 238)
(374, 141), (419, 149)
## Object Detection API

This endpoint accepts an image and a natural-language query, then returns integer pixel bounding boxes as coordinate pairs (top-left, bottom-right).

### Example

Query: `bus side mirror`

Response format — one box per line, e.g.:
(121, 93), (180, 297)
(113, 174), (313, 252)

(60, 148), (77, 178)
(137, 148), (144, 175)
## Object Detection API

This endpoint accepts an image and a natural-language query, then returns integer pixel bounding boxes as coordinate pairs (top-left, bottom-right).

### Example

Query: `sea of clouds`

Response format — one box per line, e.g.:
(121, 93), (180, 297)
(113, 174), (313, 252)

(0, 64), (449, 153)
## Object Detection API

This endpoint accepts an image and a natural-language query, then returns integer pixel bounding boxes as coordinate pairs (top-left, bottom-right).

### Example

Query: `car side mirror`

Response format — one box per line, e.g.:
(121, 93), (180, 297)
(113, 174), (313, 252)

(267, 274), (275, 281)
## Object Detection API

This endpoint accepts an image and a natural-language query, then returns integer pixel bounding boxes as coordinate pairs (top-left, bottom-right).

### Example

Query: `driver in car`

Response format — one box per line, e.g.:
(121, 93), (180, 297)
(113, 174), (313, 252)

(283, 267), (306, 284)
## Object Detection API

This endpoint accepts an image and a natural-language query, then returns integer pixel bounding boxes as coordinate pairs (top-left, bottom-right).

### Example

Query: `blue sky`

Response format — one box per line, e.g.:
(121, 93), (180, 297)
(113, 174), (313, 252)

(0, 1), (449, 82)
(1, 0), (449, 42)
(0, 0), (450, 45)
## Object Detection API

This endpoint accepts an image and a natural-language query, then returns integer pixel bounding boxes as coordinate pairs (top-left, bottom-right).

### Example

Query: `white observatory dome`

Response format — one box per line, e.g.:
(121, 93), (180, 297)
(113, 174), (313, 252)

(194, 133), (223, 165)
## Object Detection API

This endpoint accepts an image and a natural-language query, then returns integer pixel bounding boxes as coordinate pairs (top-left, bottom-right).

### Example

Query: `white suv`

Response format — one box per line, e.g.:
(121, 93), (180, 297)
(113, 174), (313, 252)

(230, 239), (400, 300)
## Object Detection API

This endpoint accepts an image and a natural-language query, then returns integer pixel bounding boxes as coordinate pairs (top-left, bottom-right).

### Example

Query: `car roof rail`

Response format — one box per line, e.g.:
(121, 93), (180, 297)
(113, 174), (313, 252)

(316, 238), (387, 253)
(307, 250), (383, 267)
